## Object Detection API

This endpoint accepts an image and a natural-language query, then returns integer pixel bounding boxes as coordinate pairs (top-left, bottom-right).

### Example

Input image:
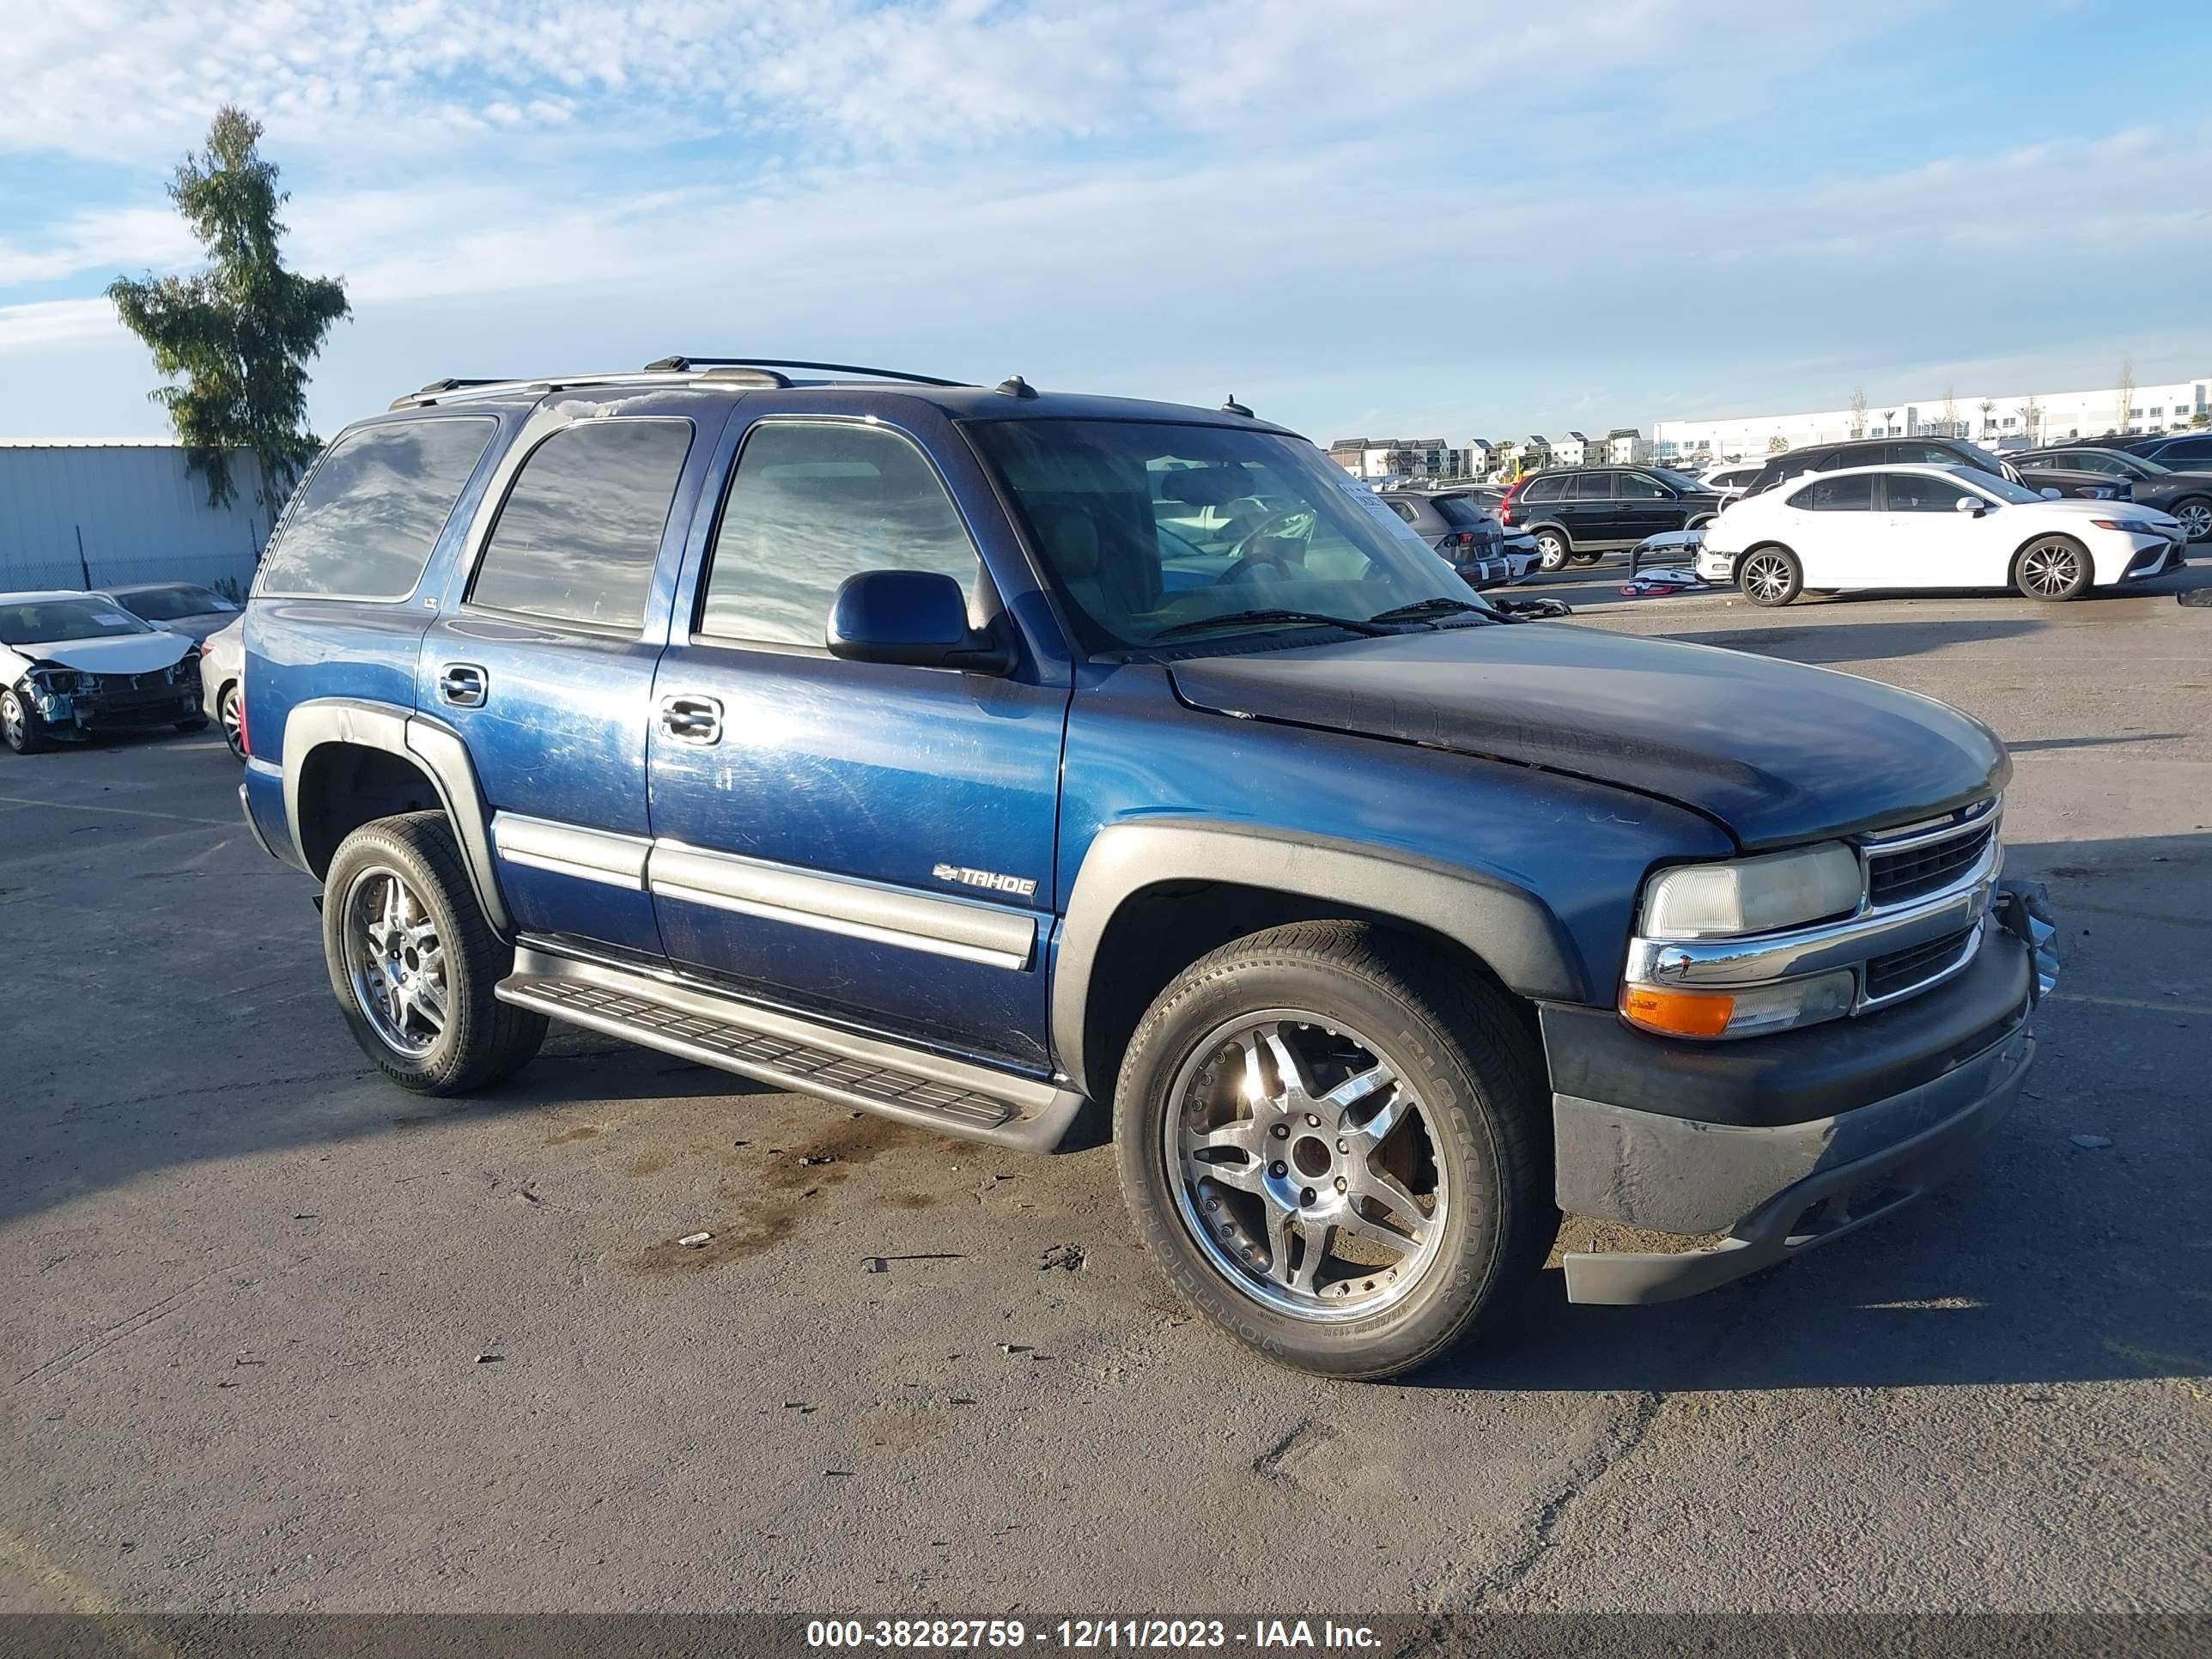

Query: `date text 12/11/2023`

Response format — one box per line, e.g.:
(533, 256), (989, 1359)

(805, 1619), (1384, 1650)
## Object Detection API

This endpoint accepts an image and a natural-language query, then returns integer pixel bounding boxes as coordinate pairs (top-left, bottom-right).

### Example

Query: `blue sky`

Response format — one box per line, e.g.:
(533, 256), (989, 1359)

(2, 0), (2208, 444)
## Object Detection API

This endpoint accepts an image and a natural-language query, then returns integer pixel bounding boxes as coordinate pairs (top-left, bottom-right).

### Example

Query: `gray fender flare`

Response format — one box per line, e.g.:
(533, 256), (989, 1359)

(281, 697), (510, 933)
(1051, 821), (1588, 1100)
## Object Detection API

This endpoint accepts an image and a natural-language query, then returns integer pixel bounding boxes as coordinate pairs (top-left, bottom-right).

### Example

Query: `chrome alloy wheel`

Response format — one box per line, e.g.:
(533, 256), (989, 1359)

(340, 863), (449, 1056)
(2019, 538), (2083, 597)
(1, 690), (25, 750)
(218, 684), (244, 757)
(2178, 501), (2211, 540)
(1164, 1013), (1448, 1322)
(1741, 550), (1793, 602)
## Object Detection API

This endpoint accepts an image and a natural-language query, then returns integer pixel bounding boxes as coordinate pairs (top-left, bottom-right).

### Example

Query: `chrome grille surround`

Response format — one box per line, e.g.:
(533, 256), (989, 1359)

(1623, 794), (2004, 1027)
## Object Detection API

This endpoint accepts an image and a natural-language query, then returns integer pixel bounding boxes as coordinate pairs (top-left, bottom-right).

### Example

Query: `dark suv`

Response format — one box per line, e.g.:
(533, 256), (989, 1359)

(236, 356), (2058, 1380)
(1740, 436), (2020, 500)
(1497, 466), (1723, 570)
(1376, 489), (1535, 588)
(2014, 446), (2212, 542)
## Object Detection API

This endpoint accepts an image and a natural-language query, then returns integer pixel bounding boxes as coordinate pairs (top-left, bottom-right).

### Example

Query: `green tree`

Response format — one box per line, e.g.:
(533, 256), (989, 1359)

(108, 106), (349, 515)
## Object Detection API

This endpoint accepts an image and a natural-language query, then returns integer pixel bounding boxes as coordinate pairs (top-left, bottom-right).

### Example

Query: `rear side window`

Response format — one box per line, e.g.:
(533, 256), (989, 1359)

(1791, 475), (1875, 511)
(257, 417), (497, 599)
(697, 421), (981, 648)
(1568, 473), (1613, 501)
(469, 419), (694, 631)
(1520, 475), (1568, 503)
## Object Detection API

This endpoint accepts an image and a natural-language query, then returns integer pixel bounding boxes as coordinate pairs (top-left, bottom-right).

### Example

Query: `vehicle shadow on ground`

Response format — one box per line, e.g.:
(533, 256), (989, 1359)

(1665, 617), (2046, 663)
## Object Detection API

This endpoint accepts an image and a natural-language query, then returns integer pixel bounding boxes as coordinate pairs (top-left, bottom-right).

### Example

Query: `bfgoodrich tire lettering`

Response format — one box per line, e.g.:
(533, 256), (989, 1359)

(1112, 921), (1553, 1381)
(321, 811), (546, 1094)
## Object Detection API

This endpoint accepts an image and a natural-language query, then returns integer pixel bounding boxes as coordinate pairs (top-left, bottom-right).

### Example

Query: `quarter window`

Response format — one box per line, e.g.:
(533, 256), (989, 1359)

(470, 419), (694, 630)
(698, 422), (981, 648)
(257, 417), (498, 599)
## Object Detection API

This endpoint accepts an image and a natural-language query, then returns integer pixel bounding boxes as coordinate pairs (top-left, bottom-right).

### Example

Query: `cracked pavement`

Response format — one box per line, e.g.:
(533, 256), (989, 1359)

(3, 568), (2209, 1626)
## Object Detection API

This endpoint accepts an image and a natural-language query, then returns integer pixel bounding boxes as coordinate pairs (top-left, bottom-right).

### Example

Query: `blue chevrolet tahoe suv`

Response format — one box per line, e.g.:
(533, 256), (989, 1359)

(237, 357), (2061, 1380)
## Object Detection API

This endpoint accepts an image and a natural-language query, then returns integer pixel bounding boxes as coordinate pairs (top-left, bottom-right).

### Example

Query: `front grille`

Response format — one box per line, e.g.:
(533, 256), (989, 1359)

(1864, 926), (1978, 1002)
(1866, 821), (1994, 906)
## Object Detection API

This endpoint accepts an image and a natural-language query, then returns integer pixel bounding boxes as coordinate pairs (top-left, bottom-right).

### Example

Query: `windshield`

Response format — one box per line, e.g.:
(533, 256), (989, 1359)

(2124, 453), (2172, 474)
(1954, 440), (2014, 477)
(0, 597), (155, 646)
(1971, 474), (2043, 506)
(969, 420), (1485, 650)
(112, 584), (234, 622)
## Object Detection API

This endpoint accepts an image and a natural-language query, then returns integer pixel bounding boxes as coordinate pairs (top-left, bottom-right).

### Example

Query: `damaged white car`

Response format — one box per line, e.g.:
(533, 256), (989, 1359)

(1, 590), (207, 755)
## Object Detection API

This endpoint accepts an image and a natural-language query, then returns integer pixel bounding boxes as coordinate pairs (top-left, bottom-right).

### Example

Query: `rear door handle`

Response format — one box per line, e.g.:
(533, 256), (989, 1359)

(659, 694), (723, 745)
(437, 663), (489, 708)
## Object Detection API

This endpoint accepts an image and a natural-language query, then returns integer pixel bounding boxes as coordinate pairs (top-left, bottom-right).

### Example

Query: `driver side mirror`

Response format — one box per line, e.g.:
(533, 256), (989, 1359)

(1954, 495), (1987, 516)
(825, 569), (1014, 675)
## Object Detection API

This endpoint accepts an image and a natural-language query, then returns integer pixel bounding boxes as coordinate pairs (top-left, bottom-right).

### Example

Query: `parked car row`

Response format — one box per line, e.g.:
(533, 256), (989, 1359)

(0, 588), (212, 753)
(1496, 465), (1726, 570)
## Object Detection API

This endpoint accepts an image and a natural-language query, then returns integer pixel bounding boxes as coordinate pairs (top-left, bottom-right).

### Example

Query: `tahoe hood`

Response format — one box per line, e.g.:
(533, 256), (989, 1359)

(1169, 623), (2008, 851)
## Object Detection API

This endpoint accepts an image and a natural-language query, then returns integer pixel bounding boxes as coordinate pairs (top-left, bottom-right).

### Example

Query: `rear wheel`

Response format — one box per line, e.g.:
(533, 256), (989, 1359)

(322, 811), (547, 1094)
(1113, 922), (1553, 1381)
(1738, 545), (1802, 606)
(2014, 535), (2091, 601)
(1, 687), (48, 755)
(2173, 498), (2211, 542)
(1533, 529), (1571, 571)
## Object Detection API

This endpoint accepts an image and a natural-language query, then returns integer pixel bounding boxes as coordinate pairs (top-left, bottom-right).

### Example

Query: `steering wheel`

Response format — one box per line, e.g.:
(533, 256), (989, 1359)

(1215, 507), (1318, 586)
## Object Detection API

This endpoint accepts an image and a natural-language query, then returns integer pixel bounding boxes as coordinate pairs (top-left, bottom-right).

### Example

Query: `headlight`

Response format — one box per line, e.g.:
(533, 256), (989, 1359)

(28, 667), (82, 696)
(1638, 842), (1863, 938)
(1620, 968), (1856, 1040)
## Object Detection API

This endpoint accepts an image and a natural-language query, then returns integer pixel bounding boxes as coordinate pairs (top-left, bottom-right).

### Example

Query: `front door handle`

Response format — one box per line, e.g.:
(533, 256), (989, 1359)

(438, 663), (489, 708)
(659, 694), (723, 746)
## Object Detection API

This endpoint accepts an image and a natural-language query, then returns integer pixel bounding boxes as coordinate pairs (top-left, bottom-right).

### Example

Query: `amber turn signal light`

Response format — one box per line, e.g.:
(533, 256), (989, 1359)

(1619, 983), (1736, 1039)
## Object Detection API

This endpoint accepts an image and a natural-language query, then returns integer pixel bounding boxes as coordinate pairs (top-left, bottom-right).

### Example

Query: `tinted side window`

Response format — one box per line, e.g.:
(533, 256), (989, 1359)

(699, 422), (980, 648)
(1794, 475), (1875, 511)
(1617, 473), (1666, 499)
(2160, 435), (2212, 459)
(469, 420), (694, 630)
(1813, 451), (1852, 471)
(1568, 473), (1613, 501)
(1521, 475), (1568, 503)
(257, 418), (498, 599)
(1884, 474), (1972, 513)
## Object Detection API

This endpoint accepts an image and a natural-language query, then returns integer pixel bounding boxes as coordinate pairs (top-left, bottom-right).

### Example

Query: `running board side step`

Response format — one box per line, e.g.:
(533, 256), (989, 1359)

(496, 945), (1089, 1152)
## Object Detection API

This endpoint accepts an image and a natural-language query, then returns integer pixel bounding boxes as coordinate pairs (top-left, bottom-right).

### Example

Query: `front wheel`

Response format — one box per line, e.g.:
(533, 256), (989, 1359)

(2, 687), (49, 755)
(1533, 530), (1571, 572)
(1113, 922), (1553, 1381)
(322, 811), (547, 1094)
(217, 684), (245, 760)
(2014, 535), (2091, 602)
(1738, 545), (1802, 606)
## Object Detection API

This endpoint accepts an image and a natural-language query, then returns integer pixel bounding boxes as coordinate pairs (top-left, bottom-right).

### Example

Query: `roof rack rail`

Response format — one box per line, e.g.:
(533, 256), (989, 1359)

(642, 356), (970, 388)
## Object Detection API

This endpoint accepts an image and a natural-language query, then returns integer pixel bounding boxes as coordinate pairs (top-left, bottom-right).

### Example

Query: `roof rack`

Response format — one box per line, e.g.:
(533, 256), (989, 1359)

(641, 356), (970, 388)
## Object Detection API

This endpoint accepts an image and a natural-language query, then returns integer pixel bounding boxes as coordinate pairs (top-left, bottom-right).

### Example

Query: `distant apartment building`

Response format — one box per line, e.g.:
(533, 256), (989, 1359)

(1549, 432), (1590, 467)
(1328, 436), (1462, 480)
(1607, 428), (1646, 465)
(1652, 375), (2212, 464)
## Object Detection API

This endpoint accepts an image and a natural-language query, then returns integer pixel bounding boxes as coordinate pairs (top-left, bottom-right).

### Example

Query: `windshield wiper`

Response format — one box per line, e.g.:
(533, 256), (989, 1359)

(1149, 608), (1393, 641)
(1366, 597), (1493, 624)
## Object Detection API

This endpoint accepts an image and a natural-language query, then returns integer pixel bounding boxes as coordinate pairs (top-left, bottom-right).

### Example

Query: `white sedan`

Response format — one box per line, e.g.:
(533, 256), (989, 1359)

(1698, 464), (2187, 606)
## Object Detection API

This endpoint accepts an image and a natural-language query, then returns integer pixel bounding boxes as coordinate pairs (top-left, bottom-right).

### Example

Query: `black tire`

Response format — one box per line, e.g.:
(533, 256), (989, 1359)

(1112, 921), (1554, 1381)
(1533, 528), (1571, 572)
(217, 684), (246, 760)
(1738, 544), (1802, 607)
(174, 715), (210, 732)
(2013, 534), (2092, 602)
(321, 811), (546, 1094)
(2172, 497), (2211, 543)
(2, 686), (49, 755)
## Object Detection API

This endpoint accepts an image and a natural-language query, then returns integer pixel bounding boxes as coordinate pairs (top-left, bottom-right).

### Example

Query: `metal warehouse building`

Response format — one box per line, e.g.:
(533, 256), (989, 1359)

(0, 438), (273, 595)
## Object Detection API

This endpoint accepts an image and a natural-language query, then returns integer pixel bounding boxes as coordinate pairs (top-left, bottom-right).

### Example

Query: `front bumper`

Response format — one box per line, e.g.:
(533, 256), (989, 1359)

(33, 683), (200, 738)
(1547, 881), (2057, 1304)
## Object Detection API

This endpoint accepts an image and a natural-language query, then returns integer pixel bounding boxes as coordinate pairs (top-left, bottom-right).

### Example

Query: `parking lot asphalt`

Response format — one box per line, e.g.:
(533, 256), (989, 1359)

(4, 566), (2209, 1626)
